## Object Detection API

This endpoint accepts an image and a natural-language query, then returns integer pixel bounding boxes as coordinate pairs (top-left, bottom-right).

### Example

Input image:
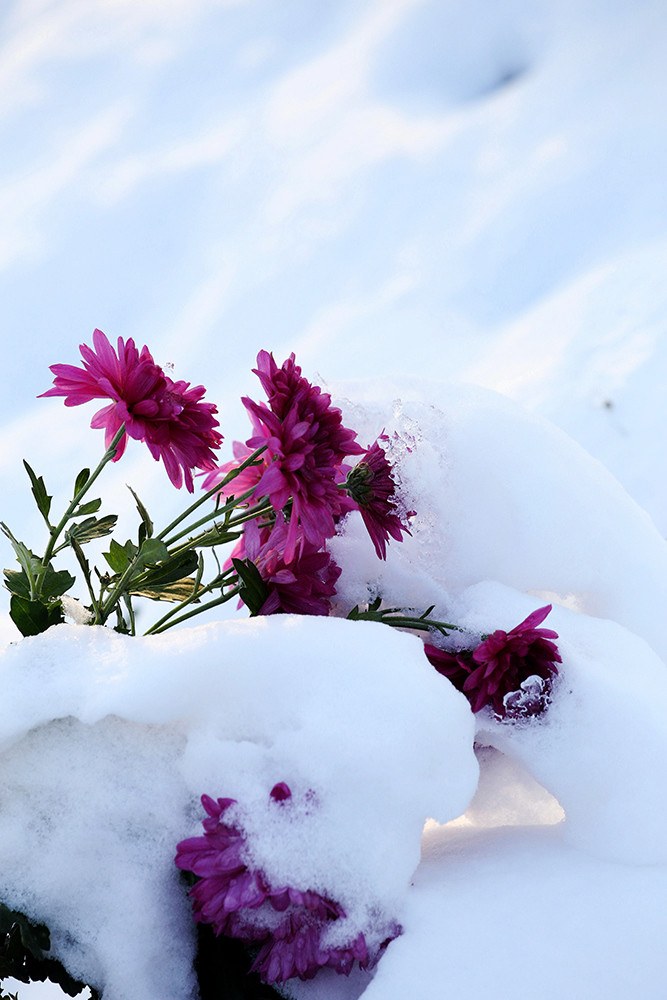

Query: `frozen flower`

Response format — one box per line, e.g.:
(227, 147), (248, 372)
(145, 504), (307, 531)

(40, 329), (222, 491)
(344, 440), (411, 559)
(244, 516), (341, 616)
(175, 785), (397, 985)
(424, 605), (561, 718)
(242, 351), (364, 562)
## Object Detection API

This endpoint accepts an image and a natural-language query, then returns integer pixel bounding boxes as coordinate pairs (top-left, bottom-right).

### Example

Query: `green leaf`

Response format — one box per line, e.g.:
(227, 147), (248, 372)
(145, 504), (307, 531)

(232, 557), (269, 616)
(73, 498), (102, 516)
(66, 514), (118, 546)
(23, 460), (52, 522)
(3, 568), (31, 598)
(0, 901), (49, 958)
(0, 524), (42, 590)
(135, 537), (169, 570)
(0, 901), (100, 998)
(127, 485), (153, 543)
(132, 549), (199, 590)
(9, 595), (64, 636)
(131, 576), (202, 603)
(73, 467), (90, 496)
(39, 565), (75, 600)
(103, 538), (134, 573)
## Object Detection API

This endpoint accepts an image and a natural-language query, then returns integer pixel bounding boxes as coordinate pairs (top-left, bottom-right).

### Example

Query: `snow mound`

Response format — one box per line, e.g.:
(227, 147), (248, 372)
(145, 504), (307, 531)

(0, 616), (477, 999)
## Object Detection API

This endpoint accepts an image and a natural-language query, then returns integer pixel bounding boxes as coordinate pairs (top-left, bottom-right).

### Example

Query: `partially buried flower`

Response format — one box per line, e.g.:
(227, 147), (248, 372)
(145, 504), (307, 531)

(175, 784), (399, 984)
(243, 516), (341, 616)
(344, 440), (411, 559)
(39, 328), (222, 491)
(424, 605), (561, 719)
(241, 351), (364, 563)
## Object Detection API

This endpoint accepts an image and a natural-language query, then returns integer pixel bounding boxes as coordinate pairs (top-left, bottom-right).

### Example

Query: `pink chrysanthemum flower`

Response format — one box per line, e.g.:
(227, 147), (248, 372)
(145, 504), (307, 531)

(199, 408), (276, 506)
(39, 329), (222, 491)
(175, 785), (398, 984)
(244, 516), (341, 616)
(241, 351), (364, 563)
(344, 440), (411, 559)
(424, 605), (561, 719)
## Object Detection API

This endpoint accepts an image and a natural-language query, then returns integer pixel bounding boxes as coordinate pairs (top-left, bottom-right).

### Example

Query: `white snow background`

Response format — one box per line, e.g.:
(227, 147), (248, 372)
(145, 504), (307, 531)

(1, 0), (667, 997)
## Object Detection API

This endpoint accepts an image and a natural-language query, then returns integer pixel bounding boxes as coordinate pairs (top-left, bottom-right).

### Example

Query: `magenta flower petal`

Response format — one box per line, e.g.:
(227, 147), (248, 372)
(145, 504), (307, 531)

(344, 439), (411, 559)
(40, 329), (222, 491)
(244, 515), (341, 617)
(176, 786), (399, 985)
(239, 351), (363, 562)
(425, 605), (562, 719)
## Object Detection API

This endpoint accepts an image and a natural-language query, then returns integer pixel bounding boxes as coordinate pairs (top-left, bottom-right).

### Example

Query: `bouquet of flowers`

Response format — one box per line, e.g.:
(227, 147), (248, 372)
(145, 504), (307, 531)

(0, 332), (562, 999)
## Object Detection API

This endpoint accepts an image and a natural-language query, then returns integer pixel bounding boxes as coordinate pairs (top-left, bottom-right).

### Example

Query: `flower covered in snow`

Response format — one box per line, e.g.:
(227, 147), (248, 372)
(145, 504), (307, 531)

(424, 605), (561, 719)
(243, 516), (341, 616)
(344, 440), (411, 559)
(175, 785), (398, 984)
(241, 351), (364, 562)
(40, 329), (222, 491)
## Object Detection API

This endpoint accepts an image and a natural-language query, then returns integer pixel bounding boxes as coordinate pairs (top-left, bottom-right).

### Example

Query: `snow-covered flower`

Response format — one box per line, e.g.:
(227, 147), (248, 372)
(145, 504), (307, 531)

(244, 516), (341, 616)
(175, 785), (395, 984)
(344, 440), (411, 559)
(241, 351), (364, 562)
(424, 605), (561, 718)
(40, 328), (222, 491)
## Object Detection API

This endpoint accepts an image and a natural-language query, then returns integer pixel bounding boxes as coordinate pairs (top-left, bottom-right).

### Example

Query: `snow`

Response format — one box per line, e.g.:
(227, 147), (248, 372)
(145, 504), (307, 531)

(3, 377), (667, 998)
(3, 0), (667, 997)
(0, 613), (476, 999)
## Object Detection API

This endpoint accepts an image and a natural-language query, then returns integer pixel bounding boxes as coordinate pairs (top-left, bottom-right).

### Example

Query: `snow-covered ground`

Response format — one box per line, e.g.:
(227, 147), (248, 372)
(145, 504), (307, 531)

(2, 0), (667, 997)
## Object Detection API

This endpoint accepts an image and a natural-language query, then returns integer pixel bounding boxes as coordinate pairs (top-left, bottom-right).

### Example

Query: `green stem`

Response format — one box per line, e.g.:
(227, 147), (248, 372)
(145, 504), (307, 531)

(69, 536), (102, 622)
(96, 553), (141, 625)
(155, 445), (267, 544)
(347, 601), (459, 636)
(162, 487), (257, 548)
(145, 584), (241, 635)
(224, 498), (274, 530)
(35, 424), (127, 597)
(123, 594), (136, 636)
(142, 556), (211, 635)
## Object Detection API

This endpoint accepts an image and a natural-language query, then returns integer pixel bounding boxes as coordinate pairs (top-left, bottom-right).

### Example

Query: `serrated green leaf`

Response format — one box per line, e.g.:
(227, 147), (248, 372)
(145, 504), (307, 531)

(10, 595), (64, 636)
(74, 467), (90, 496)
(66, 514), (118, 546)
(232, 557), (269, 616)
(23, 460), (52, 522)
(74, 498), (102, 516)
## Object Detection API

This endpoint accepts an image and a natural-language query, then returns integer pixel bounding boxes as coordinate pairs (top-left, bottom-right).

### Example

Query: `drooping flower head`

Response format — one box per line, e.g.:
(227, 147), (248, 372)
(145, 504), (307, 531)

(241, 351), (364, 562)
(344, 440), (411, 559)
(424, 605), (561, 719)
(39, 329), (222, 491)
(243, 516), (341, 616)
(175, 785), (398, 984)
